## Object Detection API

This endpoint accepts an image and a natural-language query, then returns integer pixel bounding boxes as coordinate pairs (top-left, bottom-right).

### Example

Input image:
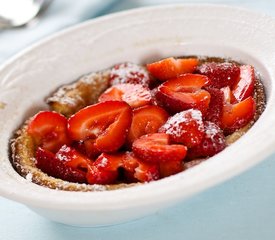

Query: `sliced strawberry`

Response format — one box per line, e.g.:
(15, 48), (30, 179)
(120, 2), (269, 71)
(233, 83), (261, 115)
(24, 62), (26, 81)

(188, 121), (226, 158)
(132, 133), (187, 163)
(86, 153), (122, 184)
(221, 86), (236, 104)
(159, 160), (183, 178)
(36, 147), (87, 183)
(98, 84), (152, 108)
(159, 109), (205, 148)
(123, 152), (160, 182)
(68, 101), (132, 152)
(196, 62), (240, 88)
(204, 88), (224, 127)
(127, 105), (169, 146)
(72, 139), (101, 160)
(55, 145), (92, 171)
(155, 74), (211, 114)
(27, 111), (70, 153)
(86, 152), (159, 184)
(232, 65), (255, 102)
(147, 57), (199, 81)
(110, 62), (153, 88)
(221, 96), (256, 134)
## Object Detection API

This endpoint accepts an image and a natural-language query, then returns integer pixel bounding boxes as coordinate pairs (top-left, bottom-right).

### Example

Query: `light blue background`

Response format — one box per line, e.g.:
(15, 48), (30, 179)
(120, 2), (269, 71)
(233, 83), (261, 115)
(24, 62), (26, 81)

(1, 1), (275, 239)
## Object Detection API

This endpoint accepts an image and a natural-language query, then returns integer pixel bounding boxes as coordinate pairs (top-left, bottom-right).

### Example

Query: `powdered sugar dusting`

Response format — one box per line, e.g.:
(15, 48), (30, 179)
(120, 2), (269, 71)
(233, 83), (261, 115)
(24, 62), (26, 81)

(161, 109), (204, 138)
(110, 62), (152, 87)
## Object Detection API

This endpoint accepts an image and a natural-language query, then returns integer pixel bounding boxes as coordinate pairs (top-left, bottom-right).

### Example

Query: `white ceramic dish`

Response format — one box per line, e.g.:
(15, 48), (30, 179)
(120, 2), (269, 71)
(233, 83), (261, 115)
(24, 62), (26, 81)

(1, 4), (275, 227)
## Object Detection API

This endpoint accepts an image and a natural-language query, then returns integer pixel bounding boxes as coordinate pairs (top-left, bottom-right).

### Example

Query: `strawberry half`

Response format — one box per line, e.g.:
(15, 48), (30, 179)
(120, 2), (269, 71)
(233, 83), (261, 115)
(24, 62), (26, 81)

(110, 62), (153, 88)
(159, 160), (184, 178)
(232, 65), (255, 102)
(55, 145), (92, 171)
(204, 87), (224, 127)
(123, 152), (160, 182)
(98, 84), (152, 108)
(155, 74), (211, 114)
(86, 153), (122, 184)
(67, 101), (132, 152)
(86, 152), (159, 184)
(159, 109), (205, 148)
(196, 62), (240, 89)
(221, 96), (256, 134)
(36, 147), (87, 183)
(221, 86), (236, 104)
(147, 57), (199, 81)
(127, 105), (169, 146)
(27, 111), (70, 153)
(132, 133), (187, 163)
(188, 121), (226, 158)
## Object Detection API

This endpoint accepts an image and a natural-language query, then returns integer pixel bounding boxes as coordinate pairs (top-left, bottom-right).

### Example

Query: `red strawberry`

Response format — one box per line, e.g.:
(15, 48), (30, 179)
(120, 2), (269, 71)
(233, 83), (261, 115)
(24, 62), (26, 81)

(27, 111), (70, 153)
(127, 105), (169, 146)
(159, 109), (205, 148)
(204, 88), (224, 127)
(147, 57), (199, 81)
(68, 101), (132, 152)
(110, 62), (153, 88)
(55, 145), (92, 171)
(72, 139), (101, 160)
(188, 121), (226, 158)
(123, 152), (160, 182)
(86, 152), (159, 184)
(36, 147), (87, 183)
(196, 62), (240, 88)
(86, 153), (122, 184)
(221, 86), (236, 104)
(132, 133), (187, 163)
(221, 96), (256, 134)
(232, 65), (255, 102)
(155, 74), (211, 114)
(98, 84), (152, 108)
(159, 160), (184, 178)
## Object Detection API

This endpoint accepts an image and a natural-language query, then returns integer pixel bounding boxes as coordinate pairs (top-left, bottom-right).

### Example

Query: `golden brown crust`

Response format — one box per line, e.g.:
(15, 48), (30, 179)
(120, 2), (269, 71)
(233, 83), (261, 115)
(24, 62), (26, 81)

(10, 60), (267, 192)
(47, 71), (110, 117)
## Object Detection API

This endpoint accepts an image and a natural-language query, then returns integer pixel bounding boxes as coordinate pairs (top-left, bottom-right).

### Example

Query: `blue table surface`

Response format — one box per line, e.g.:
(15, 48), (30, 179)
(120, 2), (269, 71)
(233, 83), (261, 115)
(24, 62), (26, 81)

(1, 1), (275, 239)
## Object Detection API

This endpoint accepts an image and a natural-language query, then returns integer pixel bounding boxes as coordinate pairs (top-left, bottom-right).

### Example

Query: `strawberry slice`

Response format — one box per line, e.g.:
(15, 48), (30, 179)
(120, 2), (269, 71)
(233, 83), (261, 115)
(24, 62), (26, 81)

(127, 105), (169, 146)
(232, 65), (255, 102)
(86, 153), (122, 184)
(36, 147), (87, 183)
(155, 74), (211, 114)
(221, 96), (256, 134)
(110, 62), (153, 88)
(98, 84), (152, 108)
(55, 145), (92, 171)
(86, 152), (159, 184)
(72, 139), (101, 159)
(27, 111), (70, 153)
(221, 86), (236, 104)
(196, 62), (240, 88)
(188, 121), (226, 158)
(159, 160), (184, 178)
(123, 152), (160, 182)
(67, 101), (132, 152)
(132, 133), (187, 163)
(159, 109), (205, 148)
(147, 57), (199, 81)
(204, 88), (224, 127)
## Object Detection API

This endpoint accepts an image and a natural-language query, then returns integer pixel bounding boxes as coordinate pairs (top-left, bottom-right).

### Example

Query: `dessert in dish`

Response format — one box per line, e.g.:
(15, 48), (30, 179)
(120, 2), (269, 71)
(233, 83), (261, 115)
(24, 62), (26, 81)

(10, 56), (266, 191)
